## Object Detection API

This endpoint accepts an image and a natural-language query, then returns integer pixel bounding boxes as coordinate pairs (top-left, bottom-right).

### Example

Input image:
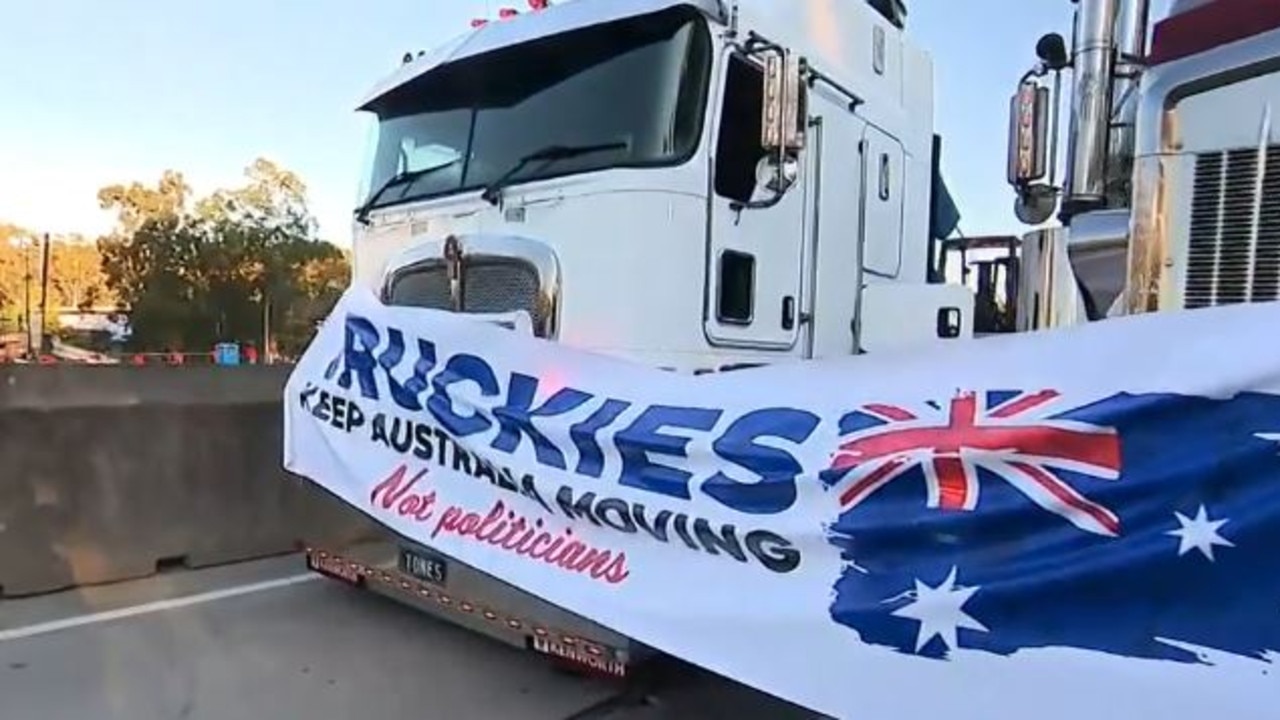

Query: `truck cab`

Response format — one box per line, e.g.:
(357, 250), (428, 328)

(349, 0), (971, 371)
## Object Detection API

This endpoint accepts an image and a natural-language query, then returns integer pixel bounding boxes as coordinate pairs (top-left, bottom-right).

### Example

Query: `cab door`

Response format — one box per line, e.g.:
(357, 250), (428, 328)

(703, 49), (807, 351)
(859, 123), (905, 278)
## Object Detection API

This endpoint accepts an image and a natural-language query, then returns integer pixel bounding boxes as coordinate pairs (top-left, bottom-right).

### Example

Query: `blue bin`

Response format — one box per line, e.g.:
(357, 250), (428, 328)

(215, 342), (241, 366)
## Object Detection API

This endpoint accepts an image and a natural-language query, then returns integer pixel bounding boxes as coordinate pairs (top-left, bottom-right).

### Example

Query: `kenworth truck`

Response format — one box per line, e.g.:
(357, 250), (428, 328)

(1006, 0), (1280, 328)
(303, 0), (1280, 679)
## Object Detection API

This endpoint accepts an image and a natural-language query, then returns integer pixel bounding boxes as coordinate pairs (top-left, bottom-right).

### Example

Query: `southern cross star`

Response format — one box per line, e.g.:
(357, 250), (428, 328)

(1255, 432), (1280, 453)
(891, 566), (988, 653)
(1167, 504), (1234, 562)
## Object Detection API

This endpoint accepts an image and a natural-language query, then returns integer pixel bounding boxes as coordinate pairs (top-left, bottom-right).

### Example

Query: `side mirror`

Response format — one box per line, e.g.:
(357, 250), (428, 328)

(1014, 184), (1058, 225)
(762, 51), (805, 153)
(1006, 79), (1051, 186)
(1035, 33), (1070, 71)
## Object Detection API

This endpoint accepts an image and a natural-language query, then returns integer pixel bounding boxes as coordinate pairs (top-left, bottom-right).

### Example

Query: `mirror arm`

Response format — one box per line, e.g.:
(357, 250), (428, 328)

(742, 30), (784, 58)
(731, 190), (786, 213)
(801, 60), (863, 112)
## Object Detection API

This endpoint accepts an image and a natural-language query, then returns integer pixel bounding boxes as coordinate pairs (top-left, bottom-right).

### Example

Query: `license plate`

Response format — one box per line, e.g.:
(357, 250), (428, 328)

(308, 553), (361, 585)
(399, 546), (449, 586)
(531, 636), (628, 678)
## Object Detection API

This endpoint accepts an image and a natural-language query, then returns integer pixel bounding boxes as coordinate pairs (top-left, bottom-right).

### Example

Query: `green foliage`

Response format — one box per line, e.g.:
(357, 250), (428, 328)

(0, 225), (116, 336)
(94, 158), (350, 356)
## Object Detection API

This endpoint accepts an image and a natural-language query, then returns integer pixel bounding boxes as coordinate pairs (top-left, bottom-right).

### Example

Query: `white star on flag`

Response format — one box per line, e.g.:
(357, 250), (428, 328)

(1256, 432), (1280, 453)
(891, 566), (988, 653)
(1167, 505), (1234, 561)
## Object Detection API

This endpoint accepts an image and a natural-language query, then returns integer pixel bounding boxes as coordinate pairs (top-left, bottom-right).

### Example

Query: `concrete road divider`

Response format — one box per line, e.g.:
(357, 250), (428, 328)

(0, 365), (378, 598)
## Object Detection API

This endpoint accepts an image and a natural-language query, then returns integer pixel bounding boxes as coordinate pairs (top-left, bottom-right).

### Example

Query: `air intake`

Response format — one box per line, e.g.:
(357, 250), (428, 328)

(1184, 146), (1280, 307)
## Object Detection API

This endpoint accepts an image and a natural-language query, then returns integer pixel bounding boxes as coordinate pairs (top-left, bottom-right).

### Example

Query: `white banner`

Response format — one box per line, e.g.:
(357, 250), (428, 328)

(284, 287), (1280, 720)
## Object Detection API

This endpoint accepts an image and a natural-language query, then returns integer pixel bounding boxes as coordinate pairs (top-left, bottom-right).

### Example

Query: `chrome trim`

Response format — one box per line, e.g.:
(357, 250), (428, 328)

(1106, 0), (1151, 205)
(1067, 208), (1130, 317)
(803, 115), (823, 359)
(443, 234), (464, 312)
(381, 234), (563, 339)
(1125, 154), (1174, 313)
(851, 136), (870, 353)
(1126, 25), (1280, 314)
(1064, 0), (1120, 214)
(1016, 227), (1086, 330)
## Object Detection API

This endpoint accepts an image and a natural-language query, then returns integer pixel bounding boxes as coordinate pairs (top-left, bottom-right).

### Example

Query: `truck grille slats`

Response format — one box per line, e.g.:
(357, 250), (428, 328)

(386, 259), (545, 333)
(1185, 145), (1280, 308)
(386, 269), (453, 310)
(462, 261), (541, 320)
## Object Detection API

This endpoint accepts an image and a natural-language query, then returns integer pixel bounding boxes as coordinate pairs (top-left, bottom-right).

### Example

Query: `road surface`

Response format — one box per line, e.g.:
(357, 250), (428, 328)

(0, 554), (822, 720)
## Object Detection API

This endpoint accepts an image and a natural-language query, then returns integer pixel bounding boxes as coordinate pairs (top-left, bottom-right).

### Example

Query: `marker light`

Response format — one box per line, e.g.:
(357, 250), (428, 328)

(470, 0), (552, 29)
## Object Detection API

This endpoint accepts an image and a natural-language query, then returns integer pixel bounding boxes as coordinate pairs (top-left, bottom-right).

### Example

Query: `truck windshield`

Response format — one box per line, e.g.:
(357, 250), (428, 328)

(356, 6), (712, 214)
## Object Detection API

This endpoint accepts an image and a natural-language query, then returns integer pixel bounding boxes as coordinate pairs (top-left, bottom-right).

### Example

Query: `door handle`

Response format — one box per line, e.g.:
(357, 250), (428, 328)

(782, 296), (796, 330)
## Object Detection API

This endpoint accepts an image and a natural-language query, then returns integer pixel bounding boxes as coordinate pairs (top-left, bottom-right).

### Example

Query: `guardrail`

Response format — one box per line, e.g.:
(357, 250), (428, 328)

(0, 353), (297, 366)
(0, 364), (375, 597)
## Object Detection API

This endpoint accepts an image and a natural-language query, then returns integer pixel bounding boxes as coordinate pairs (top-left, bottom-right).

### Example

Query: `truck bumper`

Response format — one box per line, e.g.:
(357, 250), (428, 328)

(304, 526), (655, 679)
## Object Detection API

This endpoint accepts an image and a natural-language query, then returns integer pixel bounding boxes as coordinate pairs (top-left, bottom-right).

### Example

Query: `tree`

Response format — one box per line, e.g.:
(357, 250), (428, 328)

(196, 158), (313, 235)
(0, 227), (23, 314)
(97, 170), (191, 234)
(0, 224), (38, 333)
(269, 240), (350, 356)
(50, 236), (114, 310)
(95, 159), (350, 355)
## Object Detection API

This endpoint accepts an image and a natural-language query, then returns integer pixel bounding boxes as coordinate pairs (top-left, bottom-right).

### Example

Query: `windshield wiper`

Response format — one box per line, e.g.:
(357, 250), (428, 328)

(480, 142), (627, 206)
(355, 158), (462, 225)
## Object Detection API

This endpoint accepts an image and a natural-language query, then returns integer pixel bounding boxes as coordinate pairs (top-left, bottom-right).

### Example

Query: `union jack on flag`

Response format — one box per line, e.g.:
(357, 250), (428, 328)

(822, 390), (1122, 536)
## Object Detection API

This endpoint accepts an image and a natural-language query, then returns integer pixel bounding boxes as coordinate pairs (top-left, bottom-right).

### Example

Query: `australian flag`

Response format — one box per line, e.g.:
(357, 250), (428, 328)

(819, 389), (1280, 664)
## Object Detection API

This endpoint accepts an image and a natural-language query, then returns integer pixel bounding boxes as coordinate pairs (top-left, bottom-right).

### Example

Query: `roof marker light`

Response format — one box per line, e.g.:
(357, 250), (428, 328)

(470, 0), (552, 29)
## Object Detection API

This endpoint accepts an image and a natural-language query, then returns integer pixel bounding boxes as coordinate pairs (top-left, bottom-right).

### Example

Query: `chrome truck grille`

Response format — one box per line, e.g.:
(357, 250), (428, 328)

(381, 235), (561, 338)
(1184, 145), (1280, 308)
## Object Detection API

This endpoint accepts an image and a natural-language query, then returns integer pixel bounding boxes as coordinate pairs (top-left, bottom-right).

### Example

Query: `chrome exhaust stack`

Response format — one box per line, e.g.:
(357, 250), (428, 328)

(1105, 0), (1151, 207)
(1004, 0), (1155, 327)
(1061, 0), (1120, 219)
(1068, 0), (1150, 318)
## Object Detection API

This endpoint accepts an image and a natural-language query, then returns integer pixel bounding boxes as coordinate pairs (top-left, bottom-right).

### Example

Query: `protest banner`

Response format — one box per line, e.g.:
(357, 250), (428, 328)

(284, 287), (1280, 720)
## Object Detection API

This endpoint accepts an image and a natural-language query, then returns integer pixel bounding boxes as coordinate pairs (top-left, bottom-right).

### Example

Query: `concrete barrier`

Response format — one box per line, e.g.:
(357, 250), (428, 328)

(0, 365), (378, 598)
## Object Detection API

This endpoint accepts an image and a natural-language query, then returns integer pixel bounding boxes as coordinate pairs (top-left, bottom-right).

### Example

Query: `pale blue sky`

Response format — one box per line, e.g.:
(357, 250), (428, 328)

(0, 0), (1172, 243)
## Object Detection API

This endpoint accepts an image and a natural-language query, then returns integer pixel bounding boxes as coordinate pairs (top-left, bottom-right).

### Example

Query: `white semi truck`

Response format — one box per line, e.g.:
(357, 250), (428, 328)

(303, 0), (1280, 680)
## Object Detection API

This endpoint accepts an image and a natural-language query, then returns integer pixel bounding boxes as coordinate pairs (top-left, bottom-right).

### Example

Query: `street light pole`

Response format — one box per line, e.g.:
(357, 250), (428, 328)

(22, 237), (32, 359)
(262, 294), (271, 364)
(39, 233), (51, 354)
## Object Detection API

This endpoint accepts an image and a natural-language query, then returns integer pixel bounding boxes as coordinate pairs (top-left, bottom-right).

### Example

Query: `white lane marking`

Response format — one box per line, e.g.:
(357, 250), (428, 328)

(0, 572), (321, 643)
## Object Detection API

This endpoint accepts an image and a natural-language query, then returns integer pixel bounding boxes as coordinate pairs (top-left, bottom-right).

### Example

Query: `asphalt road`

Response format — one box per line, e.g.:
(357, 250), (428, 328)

(0, 554), (821, 720)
